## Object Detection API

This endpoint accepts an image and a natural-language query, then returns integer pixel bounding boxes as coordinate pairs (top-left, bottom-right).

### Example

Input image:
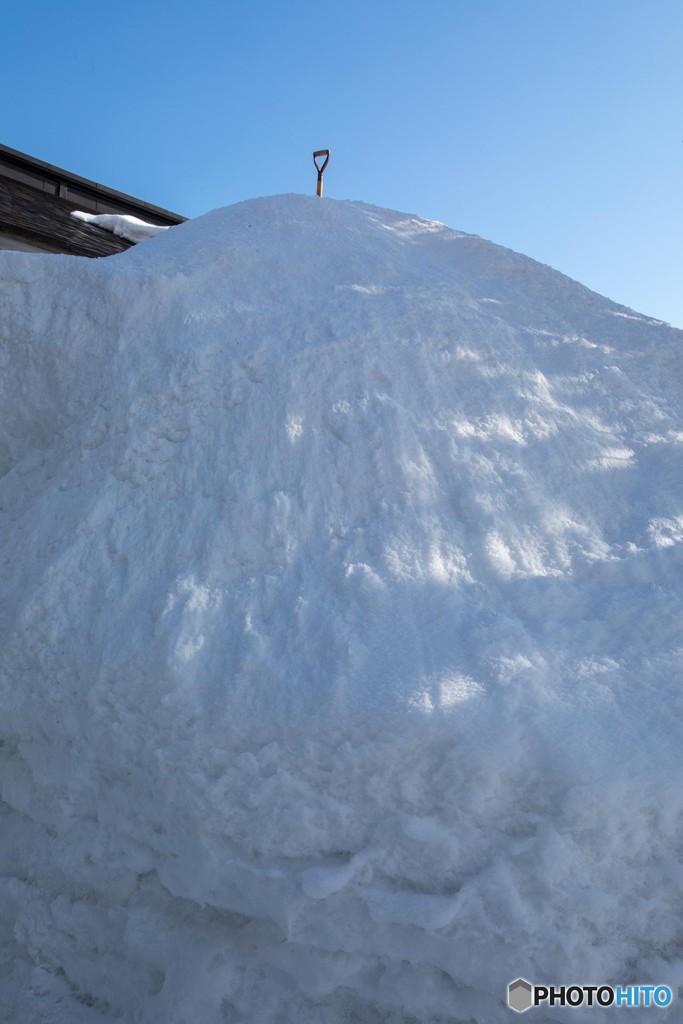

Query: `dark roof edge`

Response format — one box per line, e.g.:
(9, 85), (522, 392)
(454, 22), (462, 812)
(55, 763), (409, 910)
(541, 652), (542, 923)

(0, 143), (187, 224)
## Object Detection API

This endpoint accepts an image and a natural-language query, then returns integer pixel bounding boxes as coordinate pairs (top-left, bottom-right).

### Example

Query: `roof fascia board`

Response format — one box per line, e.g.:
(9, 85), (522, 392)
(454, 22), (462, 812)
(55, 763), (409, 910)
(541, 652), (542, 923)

(0, 143), (186, 224)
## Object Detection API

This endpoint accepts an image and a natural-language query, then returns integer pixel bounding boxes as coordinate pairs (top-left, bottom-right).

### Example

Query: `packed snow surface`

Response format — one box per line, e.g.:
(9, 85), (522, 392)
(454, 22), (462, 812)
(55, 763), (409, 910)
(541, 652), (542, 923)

(1, 196), (682, 1023)
(71, 210), (169, 243)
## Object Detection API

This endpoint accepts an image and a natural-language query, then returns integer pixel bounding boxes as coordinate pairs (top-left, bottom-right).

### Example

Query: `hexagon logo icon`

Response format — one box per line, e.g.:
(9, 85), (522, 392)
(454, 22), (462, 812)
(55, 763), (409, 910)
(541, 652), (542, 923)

(508, 978), (533, 1013)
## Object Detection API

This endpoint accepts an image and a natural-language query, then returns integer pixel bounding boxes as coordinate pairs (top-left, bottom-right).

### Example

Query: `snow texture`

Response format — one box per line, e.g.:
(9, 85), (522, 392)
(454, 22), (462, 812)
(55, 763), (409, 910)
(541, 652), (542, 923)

(1, 195), (682, 1023)
(71, 210), (169, 243)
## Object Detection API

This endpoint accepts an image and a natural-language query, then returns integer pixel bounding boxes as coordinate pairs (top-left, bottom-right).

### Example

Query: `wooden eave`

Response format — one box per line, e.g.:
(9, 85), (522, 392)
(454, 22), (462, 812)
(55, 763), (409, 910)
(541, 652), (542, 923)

(0, 177), (133, 257)
(0, 143), (186, 258)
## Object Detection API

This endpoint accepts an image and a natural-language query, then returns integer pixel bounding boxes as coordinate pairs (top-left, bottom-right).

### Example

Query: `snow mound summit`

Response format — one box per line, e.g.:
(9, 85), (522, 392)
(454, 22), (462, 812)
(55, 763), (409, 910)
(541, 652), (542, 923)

(1, 196), (682, 1023)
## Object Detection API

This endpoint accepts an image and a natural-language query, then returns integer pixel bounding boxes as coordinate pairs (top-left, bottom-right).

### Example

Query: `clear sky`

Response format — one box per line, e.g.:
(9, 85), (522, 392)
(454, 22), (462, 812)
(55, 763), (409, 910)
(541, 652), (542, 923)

(3, 0), (682, 326)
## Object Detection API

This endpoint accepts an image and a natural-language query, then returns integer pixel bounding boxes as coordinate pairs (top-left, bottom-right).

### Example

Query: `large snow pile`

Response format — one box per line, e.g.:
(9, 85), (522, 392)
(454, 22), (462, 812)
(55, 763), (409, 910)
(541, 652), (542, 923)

(1, 196), (681, 1023)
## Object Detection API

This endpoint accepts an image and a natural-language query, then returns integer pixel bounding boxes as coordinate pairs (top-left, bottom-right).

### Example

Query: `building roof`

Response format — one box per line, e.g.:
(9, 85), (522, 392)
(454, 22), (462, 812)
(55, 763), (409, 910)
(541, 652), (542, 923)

(0, 143), (186, 258)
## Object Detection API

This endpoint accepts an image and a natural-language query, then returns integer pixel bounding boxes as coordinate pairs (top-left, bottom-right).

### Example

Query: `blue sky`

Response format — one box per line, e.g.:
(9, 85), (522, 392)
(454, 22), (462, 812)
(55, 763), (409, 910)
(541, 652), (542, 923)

(4, 1), (682, 326)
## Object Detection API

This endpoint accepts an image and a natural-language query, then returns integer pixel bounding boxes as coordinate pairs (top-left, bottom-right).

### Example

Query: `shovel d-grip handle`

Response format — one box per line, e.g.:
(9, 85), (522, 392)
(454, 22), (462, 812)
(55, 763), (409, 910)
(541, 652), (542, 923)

(313, 149), (330, 196)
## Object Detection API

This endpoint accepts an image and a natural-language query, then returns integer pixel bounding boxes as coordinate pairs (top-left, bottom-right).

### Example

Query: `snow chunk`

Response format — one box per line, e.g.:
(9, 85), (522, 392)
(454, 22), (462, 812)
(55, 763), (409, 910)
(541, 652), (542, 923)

(71, 209), (169, 243)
